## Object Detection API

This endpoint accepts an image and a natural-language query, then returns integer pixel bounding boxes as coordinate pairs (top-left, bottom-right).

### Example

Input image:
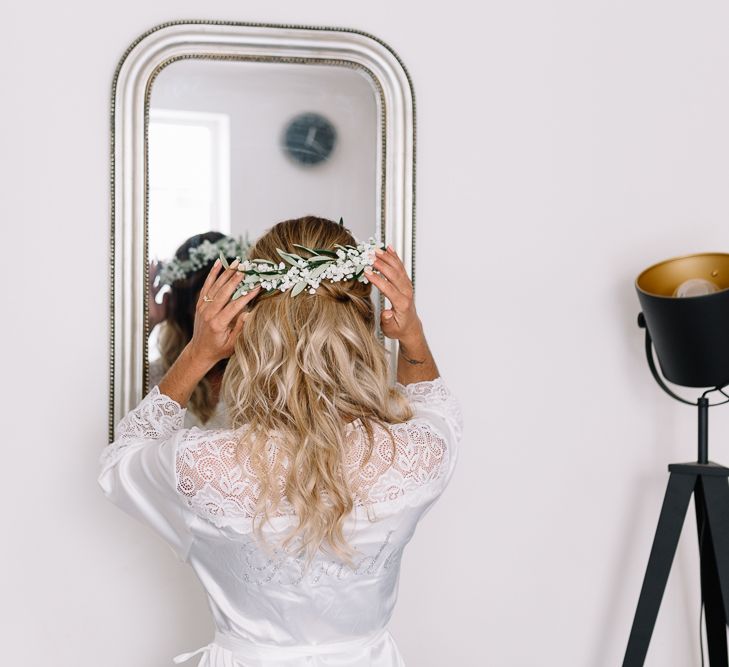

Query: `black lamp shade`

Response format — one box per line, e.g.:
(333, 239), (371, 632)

(636, 253), (729, 388)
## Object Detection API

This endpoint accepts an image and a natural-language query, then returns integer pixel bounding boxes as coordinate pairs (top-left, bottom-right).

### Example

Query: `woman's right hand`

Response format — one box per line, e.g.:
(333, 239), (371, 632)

(365, 245), (424, 344)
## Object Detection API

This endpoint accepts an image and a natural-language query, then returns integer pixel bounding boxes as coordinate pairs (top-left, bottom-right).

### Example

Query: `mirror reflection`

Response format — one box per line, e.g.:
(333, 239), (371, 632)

(145, 59), (380, 426)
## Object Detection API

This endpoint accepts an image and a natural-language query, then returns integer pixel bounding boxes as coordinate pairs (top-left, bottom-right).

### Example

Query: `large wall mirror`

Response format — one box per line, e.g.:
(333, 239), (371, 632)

(110, 22), (415, 440)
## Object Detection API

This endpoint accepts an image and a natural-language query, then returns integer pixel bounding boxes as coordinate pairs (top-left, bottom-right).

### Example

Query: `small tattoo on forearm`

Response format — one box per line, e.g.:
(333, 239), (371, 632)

(399, 347), (425, 365)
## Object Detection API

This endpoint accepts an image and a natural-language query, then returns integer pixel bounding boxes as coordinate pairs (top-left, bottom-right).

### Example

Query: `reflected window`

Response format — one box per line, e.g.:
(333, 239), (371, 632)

(148, 109), (231, 262)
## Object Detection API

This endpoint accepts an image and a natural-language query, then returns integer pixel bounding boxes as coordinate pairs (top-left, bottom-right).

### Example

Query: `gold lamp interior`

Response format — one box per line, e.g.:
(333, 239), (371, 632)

(636, 253), (729, 298)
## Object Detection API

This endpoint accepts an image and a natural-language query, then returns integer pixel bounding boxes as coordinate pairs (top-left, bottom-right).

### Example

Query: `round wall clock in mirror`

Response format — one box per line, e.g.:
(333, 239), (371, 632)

(283, 112), (338, 165)
(109, 21), (416, 440)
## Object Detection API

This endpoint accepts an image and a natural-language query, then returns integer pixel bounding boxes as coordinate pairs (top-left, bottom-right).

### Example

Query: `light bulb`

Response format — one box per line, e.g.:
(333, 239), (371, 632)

(673, 278), (720, 298)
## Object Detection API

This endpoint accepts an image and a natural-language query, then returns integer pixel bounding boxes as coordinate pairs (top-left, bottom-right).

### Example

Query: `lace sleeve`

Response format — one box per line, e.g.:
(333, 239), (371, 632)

(100, 385), (187, 468)
(394, 376), (464, 483)
(97, 385), (195, 562)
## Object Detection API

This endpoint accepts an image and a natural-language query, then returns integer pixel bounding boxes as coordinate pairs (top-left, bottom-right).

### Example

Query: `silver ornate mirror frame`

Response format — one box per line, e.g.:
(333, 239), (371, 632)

(109, 20), (416, 441)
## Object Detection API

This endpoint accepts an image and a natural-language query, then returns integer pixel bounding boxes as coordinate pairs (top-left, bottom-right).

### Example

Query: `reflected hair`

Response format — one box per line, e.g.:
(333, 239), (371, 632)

(222, 215), (414, 567)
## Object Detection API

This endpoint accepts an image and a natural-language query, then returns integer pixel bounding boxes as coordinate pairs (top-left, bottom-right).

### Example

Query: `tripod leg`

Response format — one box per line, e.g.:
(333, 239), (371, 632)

(623, 472), (696, 667)
(700, 476), (729, 665)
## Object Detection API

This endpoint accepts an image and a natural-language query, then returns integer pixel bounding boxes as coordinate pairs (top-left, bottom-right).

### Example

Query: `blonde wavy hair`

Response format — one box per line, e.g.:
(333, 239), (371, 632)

(221, 216), (415, 567)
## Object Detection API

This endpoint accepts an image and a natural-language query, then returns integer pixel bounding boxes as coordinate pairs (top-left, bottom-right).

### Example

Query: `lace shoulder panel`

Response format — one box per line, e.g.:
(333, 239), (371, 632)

(175, 408), (455, 527)
(175, 426), (278, 525)
(345, 419), (450, 506)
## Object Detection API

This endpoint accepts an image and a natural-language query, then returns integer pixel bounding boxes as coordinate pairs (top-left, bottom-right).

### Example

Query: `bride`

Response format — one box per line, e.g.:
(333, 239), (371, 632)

(98, 215), (463, 666)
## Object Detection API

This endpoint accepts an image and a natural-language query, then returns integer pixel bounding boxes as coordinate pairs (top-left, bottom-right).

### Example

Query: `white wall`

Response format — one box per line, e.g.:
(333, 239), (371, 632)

(3, 1), (729, 665)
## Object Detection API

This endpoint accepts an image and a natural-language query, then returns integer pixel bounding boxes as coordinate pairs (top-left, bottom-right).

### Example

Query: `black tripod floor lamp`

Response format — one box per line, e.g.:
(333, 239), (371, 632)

(624, 253), (729, 667)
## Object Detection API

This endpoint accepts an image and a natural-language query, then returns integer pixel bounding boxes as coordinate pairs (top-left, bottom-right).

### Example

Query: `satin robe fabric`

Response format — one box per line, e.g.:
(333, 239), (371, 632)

(98, 377), (463, 666)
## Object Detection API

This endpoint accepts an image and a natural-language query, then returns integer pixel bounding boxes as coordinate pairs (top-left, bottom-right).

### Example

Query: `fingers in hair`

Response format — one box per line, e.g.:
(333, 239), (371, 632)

(219, 284), (261, 324)
(207, 259), (242, 300)
(365, 268), (409, 311)
(371, 256), (411, 297)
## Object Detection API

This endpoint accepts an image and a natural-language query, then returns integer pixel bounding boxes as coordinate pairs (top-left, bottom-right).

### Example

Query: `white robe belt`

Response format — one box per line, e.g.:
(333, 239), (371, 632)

(173, 626), (389, 665)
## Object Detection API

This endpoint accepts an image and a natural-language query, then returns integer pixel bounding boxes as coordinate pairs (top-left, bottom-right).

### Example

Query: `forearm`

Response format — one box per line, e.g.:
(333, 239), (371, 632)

(397, 327), (440, 384)
(157, 344), (214, 408)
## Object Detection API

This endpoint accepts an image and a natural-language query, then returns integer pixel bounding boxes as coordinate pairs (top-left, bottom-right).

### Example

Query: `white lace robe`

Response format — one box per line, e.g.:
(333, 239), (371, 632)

(97, 377), (463, 666)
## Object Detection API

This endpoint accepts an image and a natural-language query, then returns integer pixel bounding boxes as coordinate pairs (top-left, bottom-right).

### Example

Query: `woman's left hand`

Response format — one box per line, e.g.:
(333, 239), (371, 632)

(187, 258), (262, 369)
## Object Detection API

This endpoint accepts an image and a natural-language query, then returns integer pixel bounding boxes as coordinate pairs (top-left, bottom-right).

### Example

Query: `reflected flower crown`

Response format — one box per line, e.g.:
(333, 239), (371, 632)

(220, 218), (386, 299)
(157, 233), (252, 287)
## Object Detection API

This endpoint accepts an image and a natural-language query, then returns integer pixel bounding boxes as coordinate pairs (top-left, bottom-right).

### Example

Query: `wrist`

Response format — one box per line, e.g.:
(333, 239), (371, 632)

(399, 324), (426, 351)
(181, 343), (217, 377)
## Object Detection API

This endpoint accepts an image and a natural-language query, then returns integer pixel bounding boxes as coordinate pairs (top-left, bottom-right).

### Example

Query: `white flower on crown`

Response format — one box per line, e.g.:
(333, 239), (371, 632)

(219, 231), (387, 300)
(157, 233), (252, 286)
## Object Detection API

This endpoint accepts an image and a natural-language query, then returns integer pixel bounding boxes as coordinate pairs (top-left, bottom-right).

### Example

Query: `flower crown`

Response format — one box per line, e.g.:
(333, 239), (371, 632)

(220, 219), (385, 299)
(158, 233), (252, 286)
